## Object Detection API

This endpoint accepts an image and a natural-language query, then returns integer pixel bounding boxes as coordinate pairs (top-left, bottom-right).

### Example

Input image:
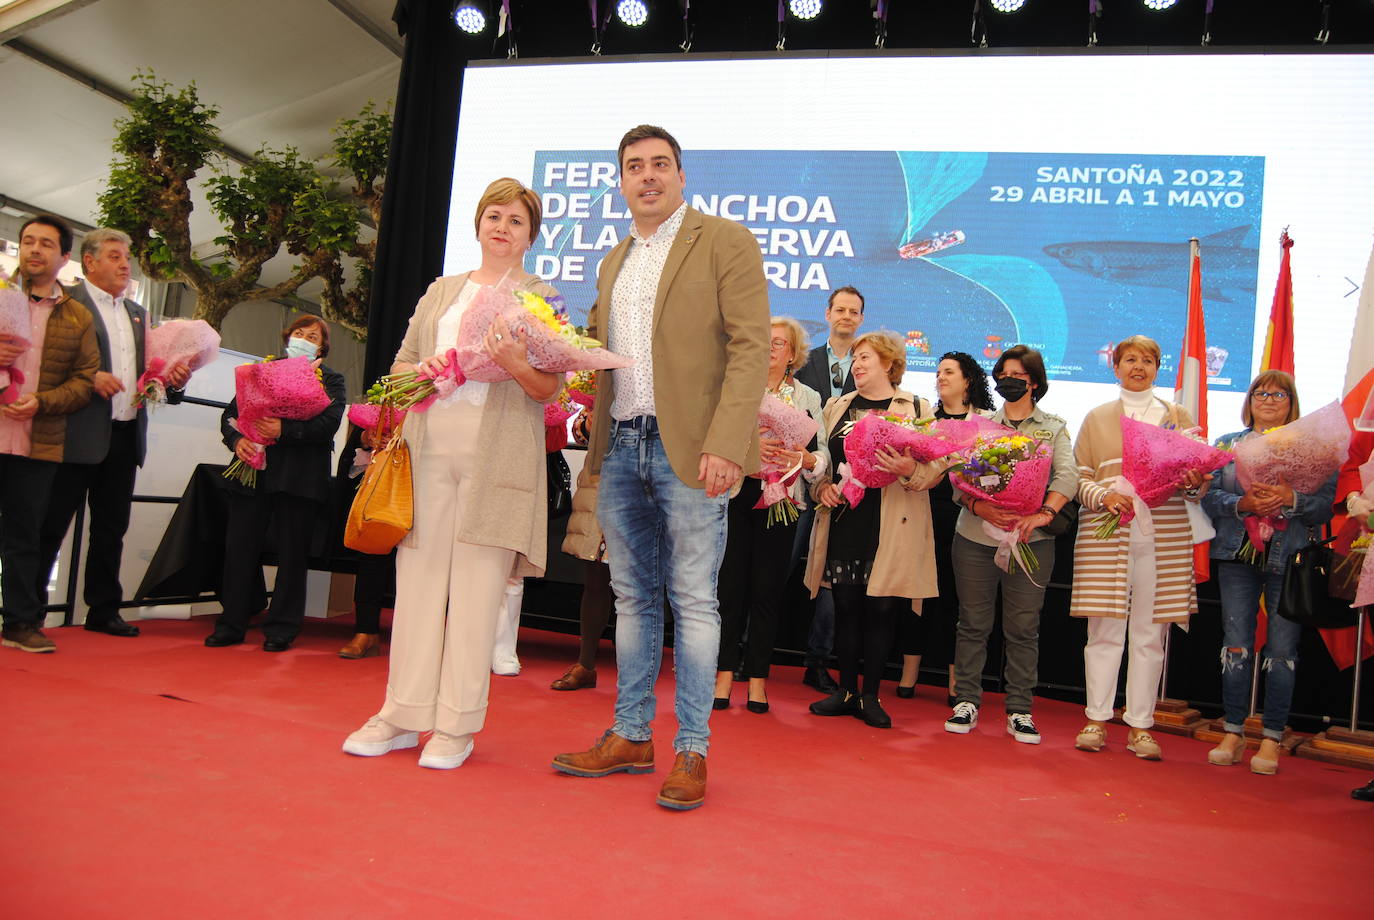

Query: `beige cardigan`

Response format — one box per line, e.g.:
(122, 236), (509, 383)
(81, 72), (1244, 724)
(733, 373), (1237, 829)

(803, 388), (944, 609)
(1068, 399), (1197, 624)
(393, 271), (560, 577)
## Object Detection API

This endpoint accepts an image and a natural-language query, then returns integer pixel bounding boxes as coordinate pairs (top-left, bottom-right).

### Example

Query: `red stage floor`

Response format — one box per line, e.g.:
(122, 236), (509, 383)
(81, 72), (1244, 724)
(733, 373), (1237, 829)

(2, 617), (1371, 919)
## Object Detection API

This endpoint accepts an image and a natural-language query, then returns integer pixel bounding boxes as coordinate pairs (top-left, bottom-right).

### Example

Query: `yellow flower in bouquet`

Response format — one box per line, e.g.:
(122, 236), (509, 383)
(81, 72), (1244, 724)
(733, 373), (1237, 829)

(515, 290), (603, 349)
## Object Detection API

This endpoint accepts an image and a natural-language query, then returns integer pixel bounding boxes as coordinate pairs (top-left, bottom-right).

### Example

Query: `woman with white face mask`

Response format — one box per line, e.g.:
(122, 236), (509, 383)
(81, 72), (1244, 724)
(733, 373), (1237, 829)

(206, 317), (345, 652)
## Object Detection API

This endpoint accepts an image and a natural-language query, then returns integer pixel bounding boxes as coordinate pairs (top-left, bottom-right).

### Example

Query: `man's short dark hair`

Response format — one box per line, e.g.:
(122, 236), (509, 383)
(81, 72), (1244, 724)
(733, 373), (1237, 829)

(827, 285), (865, 314)
(618, 125), (682, 171)
(20, 214), (74, 255)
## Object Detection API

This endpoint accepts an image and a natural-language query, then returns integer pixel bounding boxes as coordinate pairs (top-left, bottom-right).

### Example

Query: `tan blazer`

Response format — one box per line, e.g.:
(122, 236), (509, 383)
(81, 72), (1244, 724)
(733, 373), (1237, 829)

(803, 388), (944, 608)
(392, 271), (560, 577)
(583, 206), (771, 487)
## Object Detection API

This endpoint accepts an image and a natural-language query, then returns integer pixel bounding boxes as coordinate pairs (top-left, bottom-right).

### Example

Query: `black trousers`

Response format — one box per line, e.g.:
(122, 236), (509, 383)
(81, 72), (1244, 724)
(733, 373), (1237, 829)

(577, 559), (614, 670)
(831, 584), (902, 696)
(352, 548), (397, 634)
(38, 422), (140, 625)
(0, 454), (57, 628)
(216, 490), (316, 641)
(716, 478), (797, 679)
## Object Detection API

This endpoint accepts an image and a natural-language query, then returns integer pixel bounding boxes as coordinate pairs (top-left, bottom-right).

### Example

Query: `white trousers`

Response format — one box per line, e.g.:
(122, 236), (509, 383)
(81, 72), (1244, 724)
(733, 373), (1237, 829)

(1083, 526), (1168, 729)
(380, 402), (515, 737)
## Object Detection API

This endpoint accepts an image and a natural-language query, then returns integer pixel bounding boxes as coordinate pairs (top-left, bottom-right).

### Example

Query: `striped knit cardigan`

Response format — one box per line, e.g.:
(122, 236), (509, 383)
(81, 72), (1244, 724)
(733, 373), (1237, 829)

(1069, 399), (1197, 624)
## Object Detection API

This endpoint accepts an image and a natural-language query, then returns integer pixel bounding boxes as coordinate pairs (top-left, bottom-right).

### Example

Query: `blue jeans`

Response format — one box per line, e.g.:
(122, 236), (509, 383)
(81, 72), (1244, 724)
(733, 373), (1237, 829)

(597, 417), (729, 756)
(1216, 560), (1302, 740)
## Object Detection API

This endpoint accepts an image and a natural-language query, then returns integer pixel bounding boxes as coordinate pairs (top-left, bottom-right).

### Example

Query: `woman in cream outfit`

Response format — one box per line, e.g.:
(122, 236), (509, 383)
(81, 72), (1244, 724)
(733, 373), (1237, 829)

(1070, 335), (1207, 760)
(343, 178), (562, 769)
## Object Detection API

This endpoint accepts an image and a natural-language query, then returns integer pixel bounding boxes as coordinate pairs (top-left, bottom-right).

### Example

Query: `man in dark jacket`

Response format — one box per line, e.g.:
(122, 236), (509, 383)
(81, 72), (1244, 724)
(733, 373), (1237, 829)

(791, 285), (865, 693)
(0, 215), (99, 653)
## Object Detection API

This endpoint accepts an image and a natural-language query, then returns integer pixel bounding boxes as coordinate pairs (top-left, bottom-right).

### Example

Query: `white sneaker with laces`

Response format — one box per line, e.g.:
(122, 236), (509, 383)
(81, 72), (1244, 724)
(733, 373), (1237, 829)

(944, 701), (979, 734)
(342, 715), (419, 757)
(419, 730), (474, 769)
(1006, 712), (1042, 745)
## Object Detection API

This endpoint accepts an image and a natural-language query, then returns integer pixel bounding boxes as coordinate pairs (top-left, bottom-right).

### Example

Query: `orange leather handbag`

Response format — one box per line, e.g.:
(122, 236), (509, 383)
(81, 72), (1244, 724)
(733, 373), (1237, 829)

(345, 417), (413, 554)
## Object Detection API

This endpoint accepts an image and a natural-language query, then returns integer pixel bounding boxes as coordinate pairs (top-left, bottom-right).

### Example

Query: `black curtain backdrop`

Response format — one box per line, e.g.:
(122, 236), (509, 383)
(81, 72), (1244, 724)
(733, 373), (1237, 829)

(364, 0), (468, 386)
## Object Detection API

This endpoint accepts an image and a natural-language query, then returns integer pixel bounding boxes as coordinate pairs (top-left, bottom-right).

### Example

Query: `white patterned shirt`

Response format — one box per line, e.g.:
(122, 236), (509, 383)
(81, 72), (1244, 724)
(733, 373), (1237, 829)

(608, 202), (687, 421)
(84, 280), (139, 421)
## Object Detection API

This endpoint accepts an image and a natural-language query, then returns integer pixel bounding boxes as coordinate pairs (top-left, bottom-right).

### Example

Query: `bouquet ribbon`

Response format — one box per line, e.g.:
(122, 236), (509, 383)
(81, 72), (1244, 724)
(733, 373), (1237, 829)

(1107, 475), (1153, 537)
(981, 520), (1024, 572)
(835, 461), (870, 508)
(753, 458), (805, 513)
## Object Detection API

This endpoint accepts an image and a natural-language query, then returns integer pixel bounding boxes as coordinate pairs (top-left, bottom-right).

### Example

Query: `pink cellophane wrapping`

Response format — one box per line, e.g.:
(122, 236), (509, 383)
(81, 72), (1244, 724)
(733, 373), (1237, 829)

(841, 413), (1007, 508)
(405, 348), (465, 413)
(951, 440), (1052, 515)
(0, 286), (32, 399)
(346, 403), (406, 431)
(1233, 401), (1351, 553)
(1121, 415), (1235, 507)
(134, 319), (220, 404)
(754, 393), (820, 512)
(567, 370), (597, 408)
(454, 278), (633, 382)
(231, 357), (332, 464)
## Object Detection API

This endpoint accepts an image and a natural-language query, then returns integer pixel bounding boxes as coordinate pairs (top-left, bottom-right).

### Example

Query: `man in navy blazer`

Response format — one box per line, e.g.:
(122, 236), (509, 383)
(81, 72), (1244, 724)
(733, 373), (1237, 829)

(790, 285), (865, 694)
(38, 228), (188, 637)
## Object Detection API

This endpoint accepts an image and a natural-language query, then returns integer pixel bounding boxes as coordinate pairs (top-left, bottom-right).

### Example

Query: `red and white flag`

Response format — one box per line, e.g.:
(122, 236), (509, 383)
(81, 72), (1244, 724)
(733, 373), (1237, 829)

(1174, 238), (1210, 582)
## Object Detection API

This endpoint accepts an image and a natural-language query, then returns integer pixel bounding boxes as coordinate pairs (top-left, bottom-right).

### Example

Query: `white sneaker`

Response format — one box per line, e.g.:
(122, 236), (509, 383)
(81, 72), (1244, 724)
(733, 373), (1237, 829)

(418, 730), (474, 769)
(944, 701), (979, 734)
(1006, 713), (1042, 745)
(342, 715), (419, 757)
(491, 654), (521, 676)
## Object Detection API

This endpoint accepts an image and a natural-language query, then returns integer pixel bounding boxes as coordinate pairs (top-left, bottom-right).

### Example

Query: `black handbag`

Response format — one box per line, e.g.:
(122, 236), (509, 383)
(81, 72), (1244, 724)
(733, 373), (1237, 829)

(1277, 532), (1360, 629)
(1039, 500), (1079, 537)
(547, 451), (573, 520)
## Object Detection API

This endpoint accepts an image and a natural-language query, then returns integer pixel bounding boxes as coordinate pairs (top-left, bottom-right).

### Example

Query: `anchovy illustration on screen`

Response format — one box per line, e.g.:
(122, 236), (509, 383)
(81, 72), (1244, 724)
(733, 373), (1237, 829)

(1041, 225), (1256, 303)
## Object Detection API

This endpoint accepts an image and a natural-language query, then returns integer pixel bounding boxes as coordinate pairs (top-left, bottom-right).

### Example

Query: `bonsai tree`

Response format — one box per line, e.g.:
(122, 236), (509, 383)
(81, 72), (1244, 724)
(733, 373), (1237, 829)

(97, 72), (390, 338)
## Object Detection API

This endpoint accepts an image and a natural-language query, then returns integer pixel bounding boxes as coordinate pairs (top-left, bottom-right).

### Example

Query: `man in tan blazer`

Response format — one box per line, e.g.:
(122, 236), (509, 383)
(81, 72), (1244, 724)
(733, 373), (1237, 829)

(553, 125), (770, 810)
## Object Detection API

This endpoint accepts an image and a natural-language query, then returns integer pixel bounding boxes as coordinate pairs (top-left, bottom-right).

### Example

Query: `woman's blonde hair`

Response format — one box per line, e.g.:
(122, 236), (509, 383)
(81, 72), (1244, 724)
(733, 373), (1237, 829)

(852, 331), (907, 385)
(473, 177), (542, 243)
(1112, 334), (1161, 367)
(1241, 370), (1301, 428)
(770, 316), (810, 373)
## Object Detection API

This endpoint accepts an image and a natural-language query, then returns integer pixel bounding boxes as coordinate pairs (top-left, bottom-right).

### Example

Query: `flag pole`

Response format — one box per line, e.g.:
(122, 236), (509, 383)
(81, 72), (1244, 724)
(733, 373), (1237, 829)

(1153, 238), (1206, 734)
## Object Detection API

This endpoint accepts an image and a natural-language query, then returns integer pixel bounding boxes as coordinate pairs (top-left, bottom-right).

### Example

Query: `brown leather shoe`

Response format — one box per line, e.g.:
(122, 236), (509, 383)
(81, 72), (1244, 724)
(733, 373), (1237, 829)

(339, 633), (380, 659)
(551, 663), (597, 690)
(552, 730), (654, 777)
(657, 752), (707, 811)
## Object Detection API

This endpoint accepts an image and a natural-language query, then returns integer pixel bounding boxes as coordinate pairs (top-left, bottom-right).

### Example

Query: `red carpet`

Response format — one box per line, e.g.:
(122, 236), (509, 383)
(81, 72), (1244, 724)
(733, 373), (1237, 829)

(2, 618), (1371, 919)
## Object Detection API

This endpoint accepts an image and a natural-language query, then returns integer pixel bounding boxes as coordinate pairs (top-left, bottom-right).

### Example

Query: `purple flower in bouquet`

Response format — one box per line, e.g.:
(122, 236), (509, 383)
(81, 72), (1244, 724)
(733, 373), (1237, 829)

(950, 433), (1052, 577)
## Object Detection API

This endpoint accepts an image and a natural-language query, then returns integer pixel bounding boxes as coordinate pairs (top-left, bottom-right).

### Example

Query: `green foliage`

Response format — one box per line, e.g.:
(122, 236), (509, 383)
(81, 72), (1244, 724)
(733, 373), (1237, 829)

(94, 71), (391, 338)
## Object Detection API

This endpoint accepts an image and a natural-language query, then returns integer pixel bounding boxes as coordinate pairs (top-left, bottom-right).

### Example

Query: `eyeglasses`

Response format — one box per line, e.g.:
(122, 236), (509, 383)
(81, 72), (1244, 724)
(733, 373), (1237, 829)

(1251, 391), (1290, 402)
(770, 338), (790, 349)
(831, 361), (843, 389)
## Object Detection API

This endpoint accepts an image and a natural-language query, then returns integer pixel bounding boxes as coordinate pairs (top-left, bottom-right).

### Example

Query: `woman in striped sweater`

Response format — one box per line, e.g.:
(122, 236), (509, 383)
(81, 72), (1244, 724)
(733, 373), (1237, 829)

(1069, 335), (1208, 760)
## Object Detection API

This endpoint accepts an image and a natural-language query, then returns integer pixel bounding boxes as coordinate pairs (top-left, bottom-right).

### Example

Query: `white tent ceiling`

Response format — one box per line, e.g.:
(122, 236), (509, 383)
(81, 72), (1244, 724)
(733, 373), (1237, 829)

(0, 0), (403, 294)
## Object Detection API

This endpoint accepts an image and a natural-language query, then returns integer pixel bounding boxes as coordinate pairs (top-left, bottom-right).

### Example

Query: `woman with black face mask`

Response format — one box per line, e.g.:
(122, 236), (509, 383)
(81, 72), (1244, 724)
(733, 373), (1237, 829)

(942, 345), (1077, 745)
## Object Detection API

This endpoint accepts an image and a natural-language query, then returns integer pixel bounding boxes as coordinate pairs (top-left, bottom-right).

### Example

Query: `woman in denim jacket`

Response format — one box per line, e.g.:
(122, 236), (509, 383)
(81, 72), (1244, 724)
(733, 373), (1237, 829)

(1201, 370), (1336, 775)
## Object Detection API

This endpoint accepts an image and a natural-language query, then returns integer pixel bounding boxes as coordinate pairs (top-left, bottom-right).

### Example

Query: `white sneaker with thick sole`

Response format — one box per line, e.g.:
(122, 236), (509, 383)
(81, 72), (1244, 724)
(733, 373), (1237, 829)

(342, 715), (419, 757)
(944, 701), (979, 734)
(418, 730), (474, 769)
(491, 654), (521, 676)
